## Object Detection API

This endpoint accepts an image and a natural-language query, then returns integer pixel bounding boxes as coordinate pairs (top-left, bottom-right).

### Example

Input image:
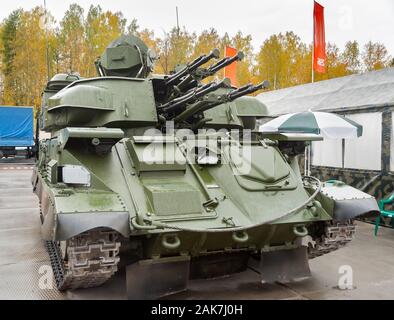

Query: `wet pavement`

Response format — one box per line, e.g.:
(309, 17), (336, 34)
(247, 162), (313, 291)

(0, 160), (393, 300)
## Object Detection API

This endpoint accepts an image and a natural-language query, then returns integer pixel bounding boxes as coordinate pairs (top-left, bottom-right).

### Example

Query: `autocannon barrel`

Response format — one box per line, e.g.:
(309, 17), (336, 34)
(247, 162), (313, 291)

(172, 51), (245, 93)
(206, 51), (244, 75)
(227, 80), (270, 100)
(173, 80), (270, 123)
(165, 49), (220, 86)
(160, 83), (215, 113)
(162, 78), (232, 115)
(158, 83), (211, 111)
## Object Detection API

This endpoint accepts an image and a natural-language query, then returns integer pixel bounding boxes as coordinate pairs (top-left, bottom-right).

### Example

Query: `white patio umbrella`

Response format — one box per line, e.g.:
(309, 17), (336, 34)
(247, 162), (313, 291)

(259, 111), (363, 175)
(259, 111), (363, 139)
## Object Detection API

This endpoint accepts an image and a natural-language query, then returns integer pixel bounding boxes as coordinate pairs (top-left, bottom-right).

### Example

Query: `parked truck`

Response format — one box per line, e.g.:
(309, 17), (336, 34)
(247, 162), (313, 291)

(0, 106), (35, 159)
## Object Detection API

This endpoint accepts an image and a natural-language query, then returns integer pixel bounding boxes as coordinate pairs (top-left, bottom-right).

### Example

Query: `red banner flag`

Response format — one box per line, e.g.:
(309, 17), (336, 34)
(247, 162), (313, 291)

(224, 46), (238, 86)
(313, 1), (326, 73)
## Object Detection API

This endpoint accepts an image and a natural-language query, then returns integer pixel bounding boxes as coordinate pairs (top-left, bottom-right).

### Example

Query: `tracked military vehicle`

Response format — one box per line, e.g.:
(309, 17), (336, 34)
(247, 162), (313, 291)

(32, 35), (379, 299)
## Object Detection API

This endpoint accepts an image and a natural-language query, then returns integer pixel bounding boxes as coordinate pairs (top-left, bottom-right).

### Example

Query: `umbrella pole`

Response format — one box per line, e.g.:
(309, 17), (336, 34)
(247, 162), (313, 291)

(304, 146), (308, 176)
(308, 144), (311, 176)
(304, 143), (311, 176)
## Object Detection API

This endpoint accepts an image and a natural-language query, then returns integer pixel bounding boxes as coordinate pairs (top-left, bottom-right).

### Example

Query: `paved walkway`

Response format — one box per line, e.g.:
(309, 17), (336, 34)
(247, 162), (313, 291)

(0, 161), (393, 300)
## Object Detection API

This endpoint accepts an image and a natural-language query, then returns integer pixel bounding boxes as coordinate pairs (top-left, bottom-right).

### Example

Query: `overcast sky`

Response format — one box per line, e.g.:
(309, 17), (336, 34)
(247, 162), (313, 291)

(1, 0), (393, 54)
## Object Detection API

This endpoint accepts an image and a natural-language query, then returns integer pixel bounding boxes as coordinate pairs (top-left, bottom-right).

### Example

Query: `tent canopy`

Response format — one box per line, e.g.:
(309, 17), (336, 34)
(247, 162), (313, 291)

(257, 68), (394, 116)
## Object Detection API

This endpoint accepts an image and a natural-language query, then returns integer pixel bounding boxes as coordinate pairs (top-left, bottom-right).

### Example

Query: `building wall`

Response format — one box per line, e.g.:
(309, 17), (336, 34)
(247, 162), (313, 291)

(311, 112), (383, 170)
(345, 113), (382, 170)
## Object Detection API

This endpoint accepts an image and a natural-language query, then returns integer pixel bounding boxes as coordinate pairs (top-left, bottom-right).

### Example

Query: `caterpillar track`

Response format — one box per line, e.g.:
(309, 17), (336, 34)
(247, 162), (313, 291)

(308, 220), (356, 259)
(45, 228), (121, 291)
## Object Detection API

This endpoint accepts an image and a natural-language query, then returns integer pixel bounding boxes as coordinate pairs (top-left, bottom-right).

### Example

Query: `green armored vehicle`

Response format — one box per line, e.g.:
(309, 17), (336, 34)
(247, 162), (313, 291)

(32, 35), (379, 299)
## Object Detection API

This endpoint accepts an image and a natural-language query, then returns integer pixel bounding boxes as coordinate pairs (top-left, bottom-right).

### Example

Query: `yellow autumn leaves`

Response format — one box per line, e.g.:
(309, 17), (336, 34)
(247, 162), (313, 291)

(0, 4), (392, 111)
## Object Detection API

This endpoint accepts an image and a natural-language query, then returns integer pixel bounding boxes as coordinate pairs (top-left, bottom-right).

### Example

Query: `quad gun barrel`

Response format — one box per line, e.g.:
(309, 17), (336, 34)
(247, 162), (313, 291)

(165, 50), (244, 96)
(165, 49), (220, 87)
(157, 47), (269, 123)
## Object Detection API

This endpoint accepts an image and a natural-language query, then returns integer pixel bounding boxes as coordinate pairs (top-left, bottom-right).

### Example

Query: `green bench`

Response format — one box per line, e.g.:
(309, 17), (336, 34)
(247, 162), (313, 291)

(374, 193), (394, 236)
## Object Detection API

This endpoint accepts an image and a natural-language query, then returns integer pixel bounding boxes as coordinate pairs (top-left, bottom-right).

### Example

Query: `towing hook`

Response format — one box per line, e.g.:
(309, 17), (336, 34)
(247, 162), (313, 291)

(162, 234), (181, 250)
(232, 231), (249, 243)
(293, 225), (308, 237)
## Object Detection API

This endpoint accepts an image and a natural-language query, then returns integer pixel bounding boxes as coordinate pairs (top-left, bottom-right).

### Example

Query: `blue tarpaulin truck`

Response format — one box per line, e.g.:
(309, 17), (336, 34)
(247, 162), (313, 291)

(0, 106), (35, 159)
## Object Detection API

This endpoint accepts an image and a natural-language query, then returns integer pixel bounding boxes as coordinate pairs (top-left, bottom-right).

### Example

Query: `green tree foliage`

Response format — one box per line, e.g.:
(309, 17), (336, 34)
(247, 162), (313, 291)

(1, 10), (21, 77)
(0, 23), (4, 103)
(1, 9), (21, 104)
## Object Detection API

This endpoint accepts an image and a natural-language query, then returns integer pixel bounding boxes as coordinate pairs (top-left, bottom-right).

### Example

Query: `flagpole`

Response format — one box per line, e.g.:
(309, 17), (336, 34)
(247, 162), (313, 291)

(307, 0), (315, 177)
(311, 0), (315, 84)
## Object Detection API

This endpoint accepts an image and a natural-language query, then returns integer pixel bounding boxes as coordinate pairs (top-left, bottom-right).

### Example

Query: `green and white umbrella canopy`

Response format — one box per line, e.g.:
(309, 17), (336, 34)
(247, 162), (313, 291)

(259, 112), (363, 139)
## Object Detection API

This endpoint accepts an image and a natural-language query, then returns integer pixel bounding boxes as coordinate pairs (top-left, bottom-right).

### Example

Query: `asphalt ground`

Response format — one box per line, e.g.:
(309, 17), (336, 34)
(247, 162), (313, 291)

(0, 159), (393, 300)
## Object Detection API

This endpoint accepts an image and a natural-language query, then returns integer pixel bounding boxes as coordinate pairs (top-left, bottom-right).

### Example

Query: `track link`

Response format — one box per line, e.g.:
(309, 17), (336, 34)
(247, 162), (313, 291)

(45, 228), (121, 291)
(308, 220), (356, 259)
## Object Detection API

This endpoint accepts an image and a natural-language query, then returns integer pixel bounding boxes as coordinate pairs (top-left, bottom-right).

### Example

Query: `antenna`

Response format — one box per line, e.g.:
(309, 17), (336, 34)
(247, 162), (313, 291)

(44, 0), (50, 81)
(176, 6), (180, 36)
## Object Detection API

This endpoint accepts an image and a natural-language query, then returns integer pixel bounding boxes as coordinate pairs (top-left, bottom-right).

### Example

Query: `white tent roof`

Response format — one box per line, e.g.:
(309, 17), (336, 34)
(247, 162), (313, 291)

(257, 67), (394, 116)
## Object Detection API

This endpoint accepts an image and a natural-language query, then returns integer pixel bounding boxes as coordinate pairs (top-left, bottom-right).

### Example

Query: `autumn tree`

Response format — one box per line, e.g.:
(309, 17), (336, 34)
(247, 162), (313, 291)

(256, 32), (310, 89)
(1, 10), (20, 77)
(156, 27), (195, 74)
(230, 31), (255, 86)
(256, 34), (281, 89)
(127, 18), (139, 35)
(193, 28), (221, 59)
(1, 7), (55, 108)
(278, 32), (310, 87)
(83, 5), (126, 76)
(0, 4), (393, 109)
(50, 28), (62, 75)
(1, 9), (21, 104)
(342, 40), (361, 74)
(220, 33), (232, 52)
(57, 4), (85, 74)
(362, 41), (390, 71)
(189, 28), (222, 81)
(0, 23), (4, 103)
